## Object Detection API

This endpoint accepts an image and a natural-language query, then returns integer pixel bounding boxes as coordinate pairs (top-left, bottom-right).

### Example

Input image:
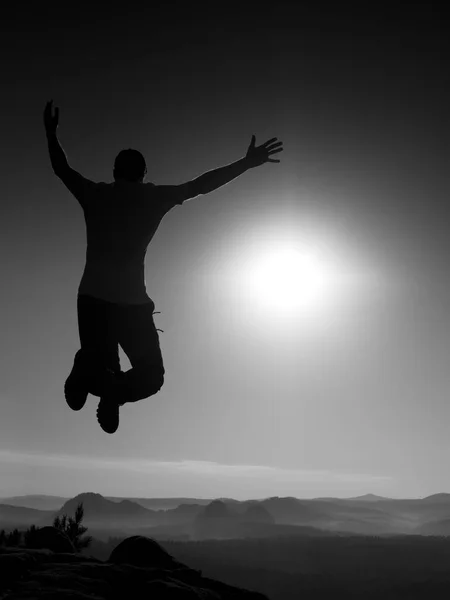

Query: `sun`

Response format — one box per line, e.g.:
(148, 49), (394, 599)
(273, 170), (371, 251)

(244, 243), (337, 315)
(211, 221), (367, 332)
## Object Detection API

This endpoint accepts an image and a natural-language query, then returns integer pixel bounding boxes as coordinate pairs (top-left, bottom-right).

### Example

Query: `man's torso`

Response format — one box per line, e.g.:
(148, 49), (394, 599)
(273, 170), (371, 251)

(77, 181), (175, 304)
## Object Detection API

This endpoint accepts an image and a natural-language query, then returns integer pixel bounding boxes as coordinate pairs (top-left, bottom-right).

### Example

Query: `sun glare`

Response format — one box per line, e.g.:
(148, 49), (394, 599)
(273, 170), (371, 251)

(209, 216), (384, 335)
(248, 247), (327, 310)
(246, 243), (336, 314)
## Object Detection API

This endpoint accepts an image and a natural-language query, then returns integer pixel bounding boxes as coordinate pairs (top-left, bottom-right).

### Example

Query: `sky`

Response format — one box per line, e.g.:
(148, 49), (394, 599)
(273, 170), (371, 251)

(0, 3), (448, 500)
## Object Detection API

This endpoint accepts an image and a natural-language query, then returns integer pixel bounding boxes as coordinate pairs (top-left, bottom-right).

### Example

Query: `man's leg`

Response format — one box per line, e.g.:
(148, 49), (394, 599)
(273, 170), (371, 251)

(95, 298), (165, 434)
(105, 298), (165, 405)
(64, 294), (121, 411)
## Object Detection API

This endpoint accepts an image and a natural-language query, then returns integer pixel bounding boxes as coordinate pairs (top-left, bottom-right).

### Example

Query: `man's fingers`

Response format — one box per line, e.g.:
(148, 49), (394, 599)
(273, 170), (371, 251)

(263, 137), (278, 147)
(44, 101), (54, 121)
(268, 147), (283, 155)
(266, 142), (283, 152)
(267, 158), (281, 163)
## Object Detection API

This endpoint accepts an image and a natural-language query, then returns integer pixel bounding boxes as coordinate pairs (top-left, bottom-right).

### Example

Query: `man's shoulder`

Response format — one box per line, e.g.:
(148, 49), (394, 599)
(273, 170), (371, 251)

(88, 181), (114, 196)
(147, 182), (196, 206)
(142, 182), (172, 201)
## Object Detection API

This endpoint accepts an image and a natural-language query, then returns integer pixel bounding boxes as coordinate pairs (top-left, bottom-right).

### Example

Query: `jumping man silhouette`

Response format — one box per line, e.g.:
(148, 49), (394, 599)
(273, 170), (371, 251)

(44, 100), (283, 434)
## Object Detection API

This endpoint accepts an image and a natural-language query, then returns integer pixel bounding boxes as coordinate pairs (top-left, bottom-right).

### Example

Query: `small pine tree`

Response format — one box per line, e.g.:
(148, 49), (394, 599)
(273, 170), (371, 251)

(23, 524), (40, 548)
(53, 502), (92, 552)
(0, 529), (6, 546)
(6, 528), (21, 547)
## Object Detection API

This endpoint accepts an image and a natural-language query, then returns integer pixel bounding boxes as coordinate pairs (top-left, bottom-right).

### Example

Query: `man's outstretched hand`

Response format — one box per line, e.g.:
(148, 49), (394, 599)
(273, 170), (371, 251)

(44, 100), (59, 135)
(245, 135), (283, 168)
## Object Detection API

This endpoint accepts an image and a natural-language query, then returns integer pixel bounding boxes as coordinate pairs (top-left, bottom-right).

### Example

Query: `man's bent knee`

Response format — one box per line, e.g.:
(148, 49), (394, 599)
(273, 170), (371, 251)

(142, 364), (165, 397)
(123, 359), (165, 402)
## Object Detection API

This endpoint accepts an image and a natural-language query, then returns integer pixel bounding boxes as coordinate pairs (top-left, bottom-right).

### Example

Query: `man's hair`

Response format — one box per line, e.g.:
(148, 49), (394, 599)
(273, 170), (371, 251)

(113, 149), (147, 182)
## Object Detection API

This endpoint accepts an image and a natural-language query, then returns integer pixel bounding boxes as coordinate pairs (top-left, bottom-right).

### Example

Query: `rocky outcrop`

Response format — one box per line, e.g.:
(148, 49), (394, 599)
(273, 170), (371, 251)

(109, 535), (185, 569)
(0, 535), (268, 599)
(193, 501), (277, 539)
(244, 504), (275, 524)
(202, 501), (233, 519)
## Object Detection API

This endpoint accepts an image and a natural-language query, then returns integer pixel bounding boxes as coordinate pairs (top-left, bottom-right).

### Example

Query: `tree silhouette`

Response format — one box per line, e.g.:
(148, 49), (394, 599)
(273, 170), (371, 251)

(0, 528), (22, 547)
(52, 502), (92, 551)
(23, 524), (39, 548)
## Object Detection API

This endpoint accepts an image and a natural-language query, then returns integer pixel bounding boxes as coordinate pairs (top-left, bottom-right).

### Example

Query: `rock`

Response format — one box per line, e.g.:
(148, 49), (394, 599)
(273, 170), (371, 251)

(193, 502), (239, 540)
(202, 501), (233, 519)
(0, 538), (268, 599)
(109, 535), (183, 569)
(244, 504), (275, 524)
(25, 526), (75, 553)
(0, 551), (38, 586)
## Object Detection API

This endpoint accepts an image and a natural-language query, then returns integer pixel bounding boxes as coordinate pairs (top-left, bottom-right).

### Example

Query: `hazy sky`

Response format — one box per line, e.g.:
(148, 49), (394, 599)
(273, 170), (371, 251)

(0, 3), (448, 500)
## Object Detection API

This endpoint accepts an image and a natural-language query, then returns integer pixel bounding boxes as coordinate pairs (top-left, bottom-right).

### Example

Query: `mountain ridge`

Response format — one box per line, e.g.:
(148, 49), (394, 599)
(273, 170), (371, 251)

(4, 492), (450, 538)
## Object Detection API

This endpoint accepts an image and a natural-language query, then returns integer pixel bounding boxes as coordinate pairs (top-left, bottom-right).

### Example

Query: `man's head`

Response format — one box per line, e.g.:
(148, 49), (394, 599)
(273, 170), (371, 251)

(113, 149), (147, 182)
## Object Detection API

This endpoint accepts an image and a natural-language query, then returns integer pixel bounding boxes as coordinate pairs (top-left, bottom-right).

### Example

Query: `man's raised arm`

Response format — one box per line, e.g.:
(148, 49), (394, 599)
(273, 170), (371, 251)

(44, 100), (70, 176)
(191, 135), (283, 195)
(43, 100), (96, 207)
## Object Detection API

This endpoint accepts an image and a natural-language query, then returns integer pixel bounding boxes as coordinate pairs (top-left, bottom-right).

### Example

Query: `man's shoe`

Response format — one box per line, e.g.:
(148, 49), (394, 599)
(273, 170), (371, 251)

(65, 364), (117, 411)
(96, 395), (120, 434)
(64, 387), (88, 411)
(64, 365), (90, 411)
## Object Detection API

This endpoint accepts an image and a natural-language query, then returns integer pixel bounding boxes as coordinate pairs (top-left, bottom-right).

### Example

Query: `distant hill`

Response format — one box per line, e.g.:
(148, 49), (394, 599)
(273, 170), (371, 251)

(105, 497), (214, 511)
(53, 493), (158, 529)
(6, 491), (450, 539)
(0, 504), (52, 528)
(414, 518), (450, 535)
(259, 497), (327, 523)
(163, 503), (205, 523)
(0, 495), (214, 513)
(347, 494), (391, 502)
(192, 499), (326, 540)
(202, 500), (234, 519)
(0, 495), (69, 511)
(244, 504), (275, 524)
(422, 493), (450, 503)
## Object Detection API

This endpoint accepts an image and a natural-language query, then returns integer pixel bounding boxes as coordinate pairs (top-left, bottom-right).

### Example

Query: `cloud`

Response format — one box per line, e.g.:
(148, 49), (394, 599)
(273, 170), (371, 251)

(0, 449), (391, 485)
